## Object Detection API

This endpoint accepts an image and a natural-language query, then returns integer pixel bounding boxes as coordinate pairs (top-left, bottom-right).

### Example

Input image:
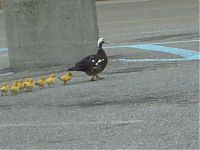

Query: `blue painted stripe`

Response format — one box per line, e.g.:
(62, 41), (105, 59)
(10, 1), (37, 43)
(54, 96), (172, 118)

(128, 44), (198, 58)
(106, 43), (200, 61)
(0, 48), (8, 52)
(107, 44), (199, 58)
(1, 40), (200, 63)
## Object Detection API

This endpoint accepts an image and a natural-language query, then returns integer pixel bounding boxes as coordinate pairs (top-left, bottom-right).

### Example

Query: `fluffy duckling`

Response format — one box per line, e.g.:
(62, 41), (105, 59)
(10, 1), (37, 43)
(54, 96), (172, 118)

(59, 72), (72, 85)
(18, 80), (24, 93)
(46, 74), (57, 87)
(25, 78), (35, 92)
(36, 76), (46, 89)
(23, 78), (30, 90)
(23, 78), (29, 92)
(1, 82), (10, 96)
(11, 81), (20, 95)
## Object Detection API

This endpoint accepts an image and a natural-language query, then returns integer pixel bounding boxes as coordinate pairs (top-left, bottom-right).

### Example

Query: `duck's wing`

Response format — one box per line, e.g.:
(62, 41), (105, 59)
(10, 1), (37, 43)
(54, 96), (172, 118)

(70, 54), (100, 71)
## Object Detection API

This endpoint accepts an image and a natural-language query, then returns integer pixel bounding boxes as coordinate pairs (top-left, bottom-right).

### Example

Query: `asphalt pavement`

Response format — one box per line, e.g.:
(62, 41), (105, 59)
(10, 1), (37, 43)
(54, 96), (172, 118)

(0, 0), (199, 149)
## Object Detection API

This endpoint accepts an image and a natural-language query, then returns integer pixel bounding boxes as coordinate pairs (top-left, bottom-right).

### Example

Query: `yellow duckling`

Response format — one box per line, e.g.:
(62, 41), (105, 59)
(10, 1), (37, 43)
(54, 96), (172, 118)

(23, 78), (29, 92)
(59, 72), (72, 85)
(11, 81), (20, 95)
(23, 78), (30, 90)
(1, 82), (10, 96)
(25, 78), (35, 91)
(36, 76), (46, 89)
(18, 80), (24, 93)
(46, 74), (57, 87)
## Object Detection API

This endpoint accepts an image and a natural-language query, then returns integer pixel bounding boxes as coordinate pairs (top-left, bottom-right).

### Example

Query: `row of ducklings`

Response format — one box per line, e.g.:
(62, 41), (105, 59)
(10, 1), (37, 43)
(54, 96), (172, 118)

(0, 72), (72, 96)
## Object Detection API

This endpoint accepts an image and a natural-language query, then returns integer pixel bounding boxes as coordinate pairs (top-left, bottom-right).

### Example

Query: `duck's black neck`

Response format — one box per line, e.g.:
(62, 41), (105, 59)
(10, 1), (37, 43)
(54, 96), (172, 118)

(97, 47), (106, 57)
(97, 41), (107, 55)
(98, 42), (103, 49)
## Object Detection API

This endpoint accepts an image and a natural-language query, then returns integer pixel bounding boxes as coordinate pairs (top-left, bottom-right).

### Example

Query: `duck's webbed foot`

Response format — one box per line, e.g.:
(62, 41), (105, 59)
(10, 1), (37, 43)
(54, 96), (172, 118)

(96, 74), (104, 80)
(90, 75), (97, 81)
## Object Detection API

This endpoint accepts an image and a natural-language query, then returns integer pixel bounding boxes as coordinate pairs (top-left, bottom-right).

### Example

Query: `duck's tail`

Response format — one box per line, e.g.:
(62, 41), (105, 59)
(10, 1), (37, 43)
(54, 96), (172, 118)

(67, 67), (76, 71)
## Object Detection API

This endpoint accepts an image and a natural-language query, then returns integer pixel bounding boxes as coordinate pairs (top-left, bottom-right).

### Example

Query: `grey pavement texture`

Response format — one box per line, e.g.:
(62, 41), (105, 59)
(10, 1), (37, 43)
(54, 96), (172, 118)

(0, 0), (199, 149)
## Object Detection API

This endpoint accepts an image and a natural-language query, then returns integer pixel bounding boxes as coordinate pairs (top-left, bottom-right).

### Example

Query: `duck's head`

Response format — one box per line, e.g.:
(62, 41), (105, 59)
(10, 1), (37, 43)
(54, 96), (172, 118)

(41, 76), (46, 80)
(97, 38), (109, 48)
(25, 78), (29, 82)
(29, 78), (34, 83)
(13, 81), (18, 86)
(51, 74), (56, 78)
(28, 78), (33, 82)
(3, 82), (8, 86)
(18, 80), (23, 83)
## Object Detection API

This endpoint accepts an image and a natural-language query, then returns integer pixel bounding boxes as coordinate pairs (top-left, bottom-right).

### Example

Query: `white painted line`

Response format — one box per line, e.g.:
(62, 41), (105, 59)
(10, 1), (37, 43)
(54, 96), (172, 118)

(0, 72), (13, 76)
(0, 120), (143, 128)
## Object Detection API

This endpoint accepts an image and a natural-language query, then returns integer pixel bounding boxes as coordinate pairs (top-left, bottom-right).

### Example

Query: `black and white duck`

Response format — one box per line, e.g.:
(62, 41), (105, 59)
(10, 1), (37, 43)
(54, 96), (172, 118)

(68, 38), (109, 81)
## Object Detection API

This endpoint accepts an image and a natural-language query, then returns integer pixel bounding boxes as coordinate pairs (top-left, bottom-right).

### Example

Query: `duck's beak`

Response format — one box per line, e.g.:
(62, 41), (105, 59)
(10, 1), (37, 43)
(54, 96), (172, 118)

(105, 41), (110, 44)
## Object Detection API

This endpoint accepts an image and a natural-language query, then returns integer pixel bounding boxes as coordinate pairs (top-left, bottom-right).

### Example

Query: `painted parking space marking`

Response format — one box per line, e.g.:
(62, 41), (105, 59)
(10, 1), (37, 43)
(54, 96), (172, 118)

(0, 48), (8, 52)
(128, 44), (198, 58)
(0, 40), (199, 63)
(0, 72), (13, 76)
(107, 40), (200, 62)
